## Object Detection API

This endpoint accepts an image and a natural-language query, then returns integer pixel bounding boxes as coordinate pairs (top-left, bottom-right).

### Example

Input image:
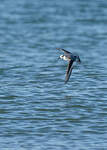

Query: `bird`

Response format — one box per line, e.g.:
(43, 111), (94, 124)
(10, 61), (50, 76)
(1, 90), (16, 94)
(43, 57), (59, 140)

(56, 48), (81, 83)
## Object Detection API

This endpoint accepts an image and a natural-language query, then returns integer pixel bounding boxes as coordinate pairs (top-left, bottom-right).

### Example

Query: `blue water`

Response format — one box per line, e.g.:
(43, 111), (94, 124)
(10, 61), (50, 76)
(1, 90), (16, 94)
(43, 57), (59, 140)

(0, 0), (107, 149)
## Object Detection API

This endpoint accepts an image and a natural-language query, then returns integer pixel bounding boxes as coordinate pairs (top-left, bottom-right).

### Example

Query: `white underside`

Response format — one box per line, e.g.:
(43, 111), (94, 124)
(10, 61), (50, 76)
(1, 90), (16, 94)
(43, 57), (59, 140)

(63, 56), (70, 61)
(60, 55), (70, 61)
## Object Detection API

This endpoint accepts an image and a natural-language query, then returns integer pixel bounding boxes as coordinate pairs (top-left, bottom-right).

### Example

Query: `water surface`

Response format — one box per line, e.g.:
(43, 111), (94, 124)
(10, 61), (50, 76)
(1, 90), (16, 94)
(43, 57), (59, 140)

(0, 0), (107, 149)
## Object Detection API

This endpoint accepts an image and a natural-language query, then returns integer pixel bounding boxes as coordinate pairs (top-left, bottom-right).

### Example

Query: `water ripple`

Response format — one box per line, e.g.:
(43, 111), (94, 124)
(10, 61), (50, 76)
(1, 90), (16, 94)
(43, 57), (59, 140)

(0, 0), (107, 149)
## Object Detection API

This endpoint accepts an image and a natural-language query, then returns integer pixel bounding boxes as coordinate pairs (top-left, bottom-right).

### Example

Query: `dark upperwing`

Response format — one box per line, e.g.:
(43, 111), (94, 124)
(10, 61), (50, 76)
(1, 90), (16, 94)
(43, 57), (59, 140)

(56, 48), (71, 54)
(65, 60), (74, 83)
(56, 48), (72, 59)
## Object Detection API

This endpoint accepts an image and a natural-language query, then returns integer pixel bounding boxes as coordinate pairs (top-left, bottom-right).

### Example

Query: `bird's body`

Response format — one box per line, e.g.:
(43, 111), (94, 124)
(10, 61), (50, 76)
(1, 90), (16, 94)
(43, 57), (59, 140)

(60, 55), (70, 61)
(56, 48), (81, 83)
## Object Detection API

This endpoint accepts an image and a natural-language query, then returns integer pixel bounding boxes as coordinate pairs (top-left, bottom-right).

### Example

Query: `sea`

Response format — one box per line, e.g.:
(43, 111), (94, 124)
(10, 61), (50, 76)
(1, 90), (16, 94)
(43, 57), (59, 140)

(0, 0), (107, 149)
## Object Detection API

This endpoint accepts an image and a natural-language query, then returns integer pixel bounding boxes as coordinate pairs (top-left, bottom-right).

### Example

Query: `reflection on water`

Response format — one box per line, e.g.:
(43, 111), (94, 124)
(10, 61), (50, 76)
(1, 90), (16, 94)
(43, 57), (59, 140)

(0, 0), (107, 149)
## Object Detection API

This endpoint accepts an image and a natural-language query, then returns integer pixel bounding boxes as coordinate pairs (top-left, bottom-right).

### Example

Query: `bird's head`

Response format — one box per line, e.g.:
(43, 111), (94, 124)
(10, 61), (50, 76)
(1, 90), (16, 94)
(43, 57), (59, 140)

(74, 55), (81, 63)
(76, 55), (81, 63)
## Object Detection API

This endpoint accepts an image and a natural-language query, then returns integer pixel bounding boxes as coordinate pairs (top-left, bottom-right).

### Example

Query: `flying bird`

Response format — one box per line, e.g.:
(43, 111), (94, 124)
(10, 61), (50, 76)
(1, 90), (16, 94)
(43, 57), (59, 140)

(56, 48), (81, 83)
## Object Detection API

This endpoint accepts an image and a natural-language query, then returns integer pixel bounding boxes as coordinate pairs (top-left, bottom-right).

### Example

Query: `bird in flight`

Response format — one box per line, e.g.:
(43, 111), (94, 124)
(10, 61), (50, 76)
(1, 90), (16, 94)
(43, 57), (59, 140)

(56, 48), (81, 83)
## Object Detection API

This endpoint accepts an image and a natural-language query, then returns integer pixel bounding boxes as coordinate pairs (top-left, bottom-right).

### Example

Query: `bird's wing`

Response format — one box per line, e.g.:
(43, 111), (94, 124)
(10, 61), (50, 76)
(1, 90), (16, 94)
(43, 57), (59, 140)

(56, 48), (71, 55)
(56, 48), (72, 59)
(65, 60), (74, 84)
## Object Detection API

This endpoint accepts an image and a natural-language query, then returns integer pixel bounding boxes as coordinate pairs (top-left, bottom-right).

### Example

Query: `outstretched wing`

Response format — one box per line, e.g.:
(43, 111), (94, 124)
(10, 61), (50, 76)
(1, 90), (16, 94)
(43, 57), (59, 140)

(56, 48), (72, 59)
(56, 48), (71, 54)
(65, 60), (74, 84)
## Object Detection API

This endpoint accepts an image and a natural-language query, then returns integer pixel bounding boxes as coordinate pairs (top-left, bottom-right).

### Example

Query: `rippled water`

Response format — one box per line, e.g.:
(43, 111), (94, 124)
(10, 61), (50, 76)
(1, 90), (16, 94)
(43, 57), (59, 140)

(0, 0), (107, 149)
